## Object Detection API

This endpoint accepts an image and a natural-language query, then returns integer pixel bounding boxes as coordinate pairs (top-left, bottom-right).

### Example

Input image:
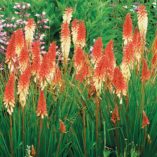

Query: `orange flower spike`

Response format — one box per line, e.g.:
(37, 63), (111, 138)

(25, 19), (36, 48)
(18, 66), (31, 108)
(37, 90), (48, 119)
(123, 13), (133, 44)
(14, 29), (24, 56)
(105, 40), (116, 68)
(31, 41), (41, 76)
(3, 73), (15, 115)
(75, 61), (89, 82)
(137, 5), (148, 40)
(111, 104), (120, 124)
(53, 66), (62, 85)
(112, 67), (127, 96)
(38, 54), (50, 89)
(43, 42), (56, 83)
(77, 21), (86, 48)
(19, 44), (29, 72)
(92, 37), (103, 64)
(59, 120), (66, 133)
(74, 46), (85, 71)
(6, 33), (16, 67)
(122, 41), (134, 65)
(142, 111), (150, 128)
(141, 59), (150, 82)
(48, 42), (56, 64)
(61, 22), (71, 63)
(71, 19), (79, 45)
(63, 8), (73, 24)
(133, 28), (141, 48)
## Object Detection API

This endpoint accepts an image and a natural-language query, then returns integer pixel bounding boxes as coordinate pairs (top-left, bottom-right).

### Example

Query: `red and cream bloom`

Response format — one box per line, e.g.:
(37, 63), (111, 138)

(36, 90), (48, 119)
(75, 59), (89, 82)
(71, 19), (79, 46)
(61, 22), (71, 63)
(112, 67), (127, 97)
(142, 111), (150, 128)
(123, 13), (133, 45)
(52, 65), (62, 86)
(121, 41), (134, 82)
(137, 5), (148, 41)
(17, 66), (31, 108)
(31, 41), (41, 77)
(92, 37), (103, 65)
(25, 19), (36, 48)
(74, 46), (85, 71)
(14, 29), (24, 57)
(74, 46), (89, 82)
(76, 21), (86, 48)
(19, 44), (29, 72)
(3, 73), (15, 115)
(5, 33), (16, 71)
(141, 58), (150, 82)
(132, 28), (142, 66)
(93, 54), (109, 94)
(38, 42), (56, 89)
(63, 8), (73, 24)
(111, 104), (120, 124)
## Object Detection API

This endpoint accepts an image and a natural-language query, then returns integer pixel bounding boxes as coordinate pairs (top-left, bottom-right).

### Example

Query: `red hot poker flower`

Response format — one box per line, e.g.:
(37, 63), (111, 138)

(59, 120), (66, 133)
(92, 37), (103, 64)
(18, 66), (31, 108)
(37, 90), (48, 119)
(25, 19), (36, 48)
(132, 28), (142, 64)
(141, 59), (150, 82)
(75, 60), (89, 82)
(112, 67), (127, 96)
(122, 41), (134, 65)
(52, 65), (62, 85)
(71, 19), (79, 46)
(61, 22), (71, 63)
(14, 29), (24, 56)
(63, 8), (73, 24)
(31, 41), (41, 76)
(74, 46), (85, 71)
(137, 5), (148, 40)
(3, 73), (15, 115)
(105, 40), (116, 78)
(76, 21), (86, 48)
(19, 44), (29, 72)
(6, 33), (16, 71)
(123, 13), (133, 44)
(142, 111), (150, 128)
(111, 104), (120, 124)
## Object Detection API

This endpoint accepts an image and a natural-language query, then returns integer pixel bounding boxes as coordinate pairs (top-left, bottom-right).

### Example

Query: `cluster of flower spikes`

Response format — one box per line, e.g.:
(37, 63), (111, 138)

(3, 18), (62, 118)
(3, 5), (156, 128)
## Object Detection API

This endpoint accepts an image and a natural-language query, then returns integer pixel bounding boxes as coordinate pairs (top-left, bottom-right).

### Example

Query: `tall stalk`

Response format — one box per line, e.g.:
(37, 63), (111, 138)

(37, 118), (43, 156)
(95, 96), (100, 155)
(82, 101), (87, 157)
(22, 108), (25, 147)
(10, 115), (14, 157)
(56, 134), (63, 157)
